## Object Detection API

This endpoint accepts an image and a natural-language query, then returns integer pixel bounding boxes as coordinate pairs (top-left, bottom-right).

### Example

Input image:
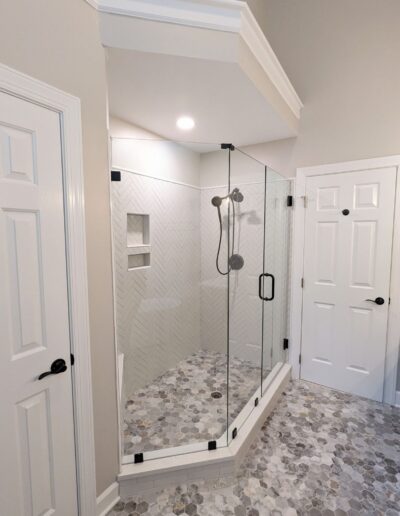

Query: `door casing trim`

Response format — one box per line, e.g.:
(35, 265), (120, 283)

(290, 155), (400, 405)
(0, 63), (97, 514)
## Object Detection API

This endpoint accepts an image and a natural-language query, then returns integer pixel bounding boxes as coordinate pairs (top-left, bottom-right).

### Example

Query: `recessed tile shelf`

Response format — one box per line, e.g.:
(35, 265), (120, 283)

(128, 253), (150, 270)
(127, 214), (150, 270)
(127, 245), (151, 255)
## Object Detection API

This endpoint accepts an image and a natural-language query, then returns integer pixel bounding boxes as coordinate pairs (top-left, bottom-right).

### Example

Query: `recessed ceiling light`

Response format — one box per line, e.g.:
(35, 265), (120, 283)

(176, 116), (195, 131)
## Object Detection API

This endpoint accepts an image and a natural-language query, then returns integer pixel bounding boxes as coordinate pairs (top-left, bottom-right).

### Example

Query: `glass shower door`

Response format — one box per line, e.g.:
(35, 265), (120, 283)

(227, 149), (266, 442)
(261, 174), (292, 393)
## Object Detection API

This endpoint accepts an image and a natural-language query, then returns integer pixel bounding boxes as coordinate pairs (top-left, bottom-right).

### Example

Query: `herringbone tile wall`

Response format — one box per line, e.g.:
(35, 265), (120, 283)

(112, 172), (201, 397)
(201, 178), (292, 379)
(201, 183), (264, 368)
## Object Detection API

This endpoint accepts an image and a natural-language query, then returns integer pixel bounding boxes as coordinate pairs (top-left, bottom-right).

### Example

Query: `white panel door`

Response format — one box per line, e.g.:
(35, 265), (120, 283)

(301, 168), (396, 401)
(0, 92), (78, 514)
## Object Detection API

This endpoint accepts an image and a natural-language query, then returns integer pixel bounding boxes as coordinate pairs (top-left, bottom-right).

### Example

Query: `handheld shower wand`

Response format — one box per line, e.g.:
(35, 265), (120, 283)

(211, 189), (244, 275)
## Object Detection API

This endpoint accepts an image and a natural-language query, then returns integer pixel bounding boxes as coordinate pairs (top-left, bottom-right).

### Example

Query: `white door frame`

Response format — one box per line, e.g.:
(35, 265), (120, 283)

(0, 63), (97, 514)
(290, 155), (400, 406)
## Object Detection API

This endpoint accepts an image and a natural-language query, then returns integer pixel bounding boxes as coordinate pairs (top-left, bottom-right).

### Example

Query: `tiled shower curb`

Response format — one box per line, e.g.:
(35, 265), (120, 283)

(118, 364), (291, 497)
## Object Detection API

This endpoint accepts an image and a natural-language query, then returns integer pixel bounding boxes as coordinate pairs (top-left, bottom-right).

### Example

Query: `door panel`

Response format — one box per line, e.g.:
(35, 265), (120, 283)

(315, 221), (338, 284)
(0, 92), (77, 515)
(6, 209), (45, 355)
(350, 220), (376, 287)
(17, 390), (55, 516)
(301, 168), (396, 401)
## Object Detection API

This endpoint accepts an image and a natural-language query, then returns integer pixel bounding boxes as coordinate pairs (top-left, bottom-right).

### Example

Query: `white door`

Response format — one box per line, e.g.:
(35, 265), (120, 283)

(0, 91), (78, 514)
(301, 168), (396, 401)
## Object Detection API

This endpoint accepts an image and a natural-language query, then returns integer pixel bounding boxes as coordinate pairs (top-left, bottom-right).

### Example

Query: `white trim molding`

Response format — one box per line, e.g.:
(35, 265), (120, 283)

(97, 482), (120, 516)
(85, 0), (302, 120)
(239, 4), (302, 119)
(0, 63), (97, 514)
(290, 155), (400, 406)
(86, 0), (245, 31)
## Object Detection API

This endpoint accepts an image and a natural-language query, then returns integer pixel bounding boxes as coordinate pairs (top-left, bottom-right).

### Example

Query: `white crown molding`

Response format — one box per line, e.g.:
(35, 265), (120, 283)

(240, 6), (303, 119)
(85, 0), (303, 119)
(86, 0), (244, 31)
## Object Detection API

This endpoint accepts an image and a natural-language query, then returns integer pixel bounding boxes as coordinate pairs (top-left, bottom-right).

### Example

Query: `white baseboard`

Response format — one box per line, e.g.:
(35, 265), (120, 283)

(395, 390), (400, 408)
(96, 482), (120, 516)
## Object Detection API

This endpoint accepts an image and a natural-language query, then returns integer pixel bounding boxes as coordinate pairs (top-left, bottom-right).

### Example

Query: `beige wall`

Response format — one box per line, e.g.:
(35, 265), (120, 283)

(245, 0), (400, 178)
(0, 0), (118, 495)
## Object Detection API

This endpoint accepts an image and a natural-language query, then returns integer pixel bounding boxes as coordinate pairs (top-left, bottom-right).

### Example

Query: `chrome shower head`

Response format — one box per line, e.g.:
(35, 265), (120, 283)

(211, 189), (243, 207)
(231, 188), (244, 203)
(211, 196), (223, 207)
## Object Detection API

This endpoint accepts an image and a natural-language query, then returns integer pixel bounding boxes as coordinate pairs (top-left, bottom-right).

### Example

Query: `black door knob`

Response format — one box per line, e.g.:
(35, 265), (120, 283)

(365, 297), (385, 305)
(38, 358), (67, 380)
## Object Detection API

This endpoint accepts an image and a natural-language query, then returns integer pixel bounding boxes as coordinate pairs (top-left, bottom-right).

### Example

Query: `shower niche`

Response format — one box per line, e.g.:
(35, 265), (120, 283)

(111, 135), (292, 475)
(126, 213), (150, 270)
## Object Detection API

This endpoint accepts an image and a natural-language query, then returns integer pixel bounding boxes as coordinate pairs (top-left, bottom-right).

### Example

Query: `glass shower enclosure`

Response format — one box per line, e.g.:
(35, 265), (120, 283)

(110, 137), (292, 465)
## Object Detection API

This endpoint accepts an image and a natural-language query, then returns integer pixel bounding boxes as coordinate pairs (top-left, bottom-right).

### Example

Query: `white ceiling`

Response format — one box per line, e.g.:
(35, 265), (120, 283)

(107, 48), (298, 150)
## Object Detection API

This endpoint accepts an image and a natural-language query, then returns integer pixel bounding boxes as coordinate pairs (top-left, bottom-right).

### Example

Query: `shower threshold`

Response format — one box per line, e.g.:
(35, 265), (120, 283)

(118, 363), (291, 497)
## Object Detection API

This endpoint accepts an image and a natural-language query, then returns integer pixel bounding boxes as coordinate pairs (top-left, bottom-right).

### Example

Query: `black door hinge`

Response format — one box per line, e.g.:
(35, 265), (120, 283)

(221, 143), (235, 151)
(299, 354), (302, 365)
(287, 195), (293, 207)
(111, 170), (121, 181)
(283, 338), (289, 350)
(232, 427), (238, 440)
(208, 440), (217, 451)
(70, 353), (75, 366)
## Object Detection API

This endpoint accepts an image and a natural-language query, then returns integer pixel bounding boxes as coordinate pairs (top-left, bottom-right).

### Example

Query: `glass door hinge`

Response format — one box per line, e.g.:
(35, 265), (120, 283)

(301, 278), (304, 288)
(287, 195), (294, 207)
(134, 453), (144, 464)
(283, 338), (289, 350)
(111, 170), (121, 181)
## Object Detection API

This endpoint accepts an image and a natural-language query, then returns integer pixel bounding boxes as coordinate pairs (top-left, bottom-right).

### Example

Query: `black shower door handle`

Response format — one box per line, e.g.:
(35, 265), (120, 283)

(259, 273), (275, 301)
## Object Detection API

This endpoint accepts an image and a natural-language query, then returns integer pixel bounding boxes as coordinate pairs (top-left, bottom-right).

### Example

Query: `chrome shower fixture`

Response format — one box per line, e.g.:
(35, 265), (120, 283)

(211, 188), (244, 275)
(230, 188), (244, 203)
(211, 188), (244, 208)
(211, 195), (223, 207)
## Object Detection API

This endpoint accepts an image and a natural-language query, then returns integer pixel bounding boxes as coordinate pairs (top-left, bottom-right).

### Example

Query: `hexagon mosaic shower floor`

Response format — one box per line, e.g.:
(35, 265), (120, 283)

(109, 380), (400, 516)
(123, 350), (262, 456)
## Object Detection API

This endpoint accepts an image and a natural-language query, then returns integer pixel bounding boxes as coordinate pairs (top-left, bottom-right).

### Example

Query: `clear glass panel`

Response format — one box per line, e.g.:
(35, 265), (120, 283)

(262, 171), (293, 393)
(111, 136), (292, 464)
(110, 138), (229, 463)
(227, 149), (266, 441)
